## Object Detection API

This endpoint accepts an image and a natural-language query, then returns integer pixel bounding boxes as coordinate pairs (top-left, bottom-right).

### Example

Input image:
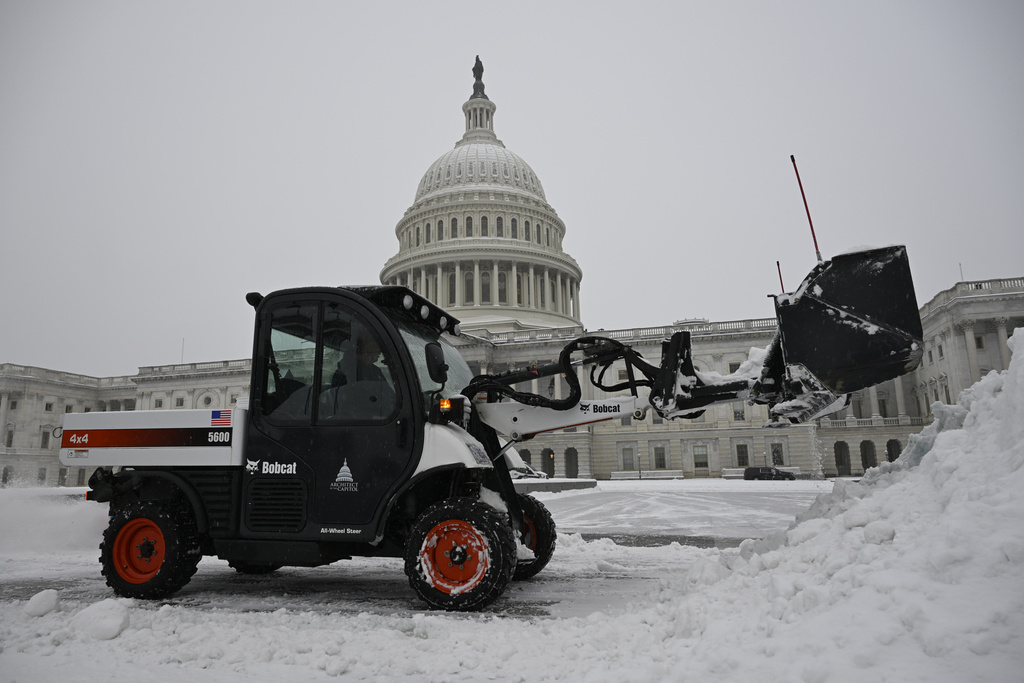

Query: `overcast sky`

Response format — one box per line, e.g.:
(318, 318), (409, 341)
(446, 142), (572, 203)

(2, 1), (1021, 377)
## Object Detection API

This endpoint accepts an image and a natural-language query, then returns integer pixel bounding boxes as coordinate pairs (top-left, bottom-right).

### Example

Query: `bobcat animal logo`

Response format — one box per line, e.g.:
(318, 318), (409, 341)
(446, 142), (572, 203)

(246, 459), (260, 474)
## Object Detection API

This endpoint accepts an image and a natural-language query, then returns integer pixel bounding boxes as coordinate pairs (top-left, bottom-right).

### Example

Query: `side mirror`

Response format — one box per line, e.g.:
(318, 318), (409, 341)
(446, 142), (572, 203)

(425, 342), (449, 385)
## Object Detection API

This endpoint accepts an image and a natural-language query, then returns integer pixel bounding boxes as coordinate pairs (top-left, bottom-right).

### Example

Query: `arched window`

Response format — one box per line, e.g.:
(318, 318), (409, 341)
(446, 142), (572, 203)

(536, 223), (542, 243)
(451, 217), (458, 237)
(456, 164), (462, 178)
(425, 223), (431, 244)
(466, 216), (473, 236)
(481, 216), (488, 237)
(491, 162), (498, 176)
(416, 226), (421, 246)
(564, 448), (579, 478)
(519, 449), (532, 466)
(437, 220), (444, 240)
(448, 273), (456, 306)
(541, 448), (555, 477)
(545, 227), (550, 246)
(511, 218), (518, 239)
(860, 441), (877, 471)
(496, 217), (503, 237)
(498, 272), (507, 304)
(886, 439), (902, 462)
(481, 271), (491, 304)
(464, 271), (474, 304)
(834, 442), (851, 476)
(524, 220), (530, 241)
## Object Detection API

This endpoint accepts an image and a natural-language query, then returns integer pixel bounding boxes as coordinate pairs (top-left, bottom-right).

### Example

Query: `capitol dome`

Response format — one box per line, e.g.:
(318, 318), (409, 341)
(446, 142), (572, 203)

(380, 58), (583, 333)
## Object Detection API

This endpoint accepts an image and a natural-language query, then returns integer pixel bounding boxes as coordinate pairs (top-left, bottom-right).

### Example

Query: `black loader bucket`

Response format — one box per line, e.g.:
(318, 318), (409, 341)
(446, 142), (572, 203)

(756, 246), (923, 421)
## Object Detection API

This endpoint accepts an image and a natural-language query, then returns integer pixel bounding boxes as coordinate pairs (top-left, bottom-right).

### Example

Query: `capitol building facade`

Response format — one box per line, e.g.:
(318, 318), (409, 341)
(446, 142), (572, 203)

(2, 61), (1022, 487)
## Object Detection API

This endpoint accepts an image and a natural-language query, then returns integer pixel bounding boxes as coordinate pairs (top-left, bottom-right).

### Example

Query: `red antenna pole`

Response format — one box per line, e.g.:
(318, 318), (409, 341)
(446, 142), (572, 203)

(777, 261), (785, 292)
(791, 155), (822, 263)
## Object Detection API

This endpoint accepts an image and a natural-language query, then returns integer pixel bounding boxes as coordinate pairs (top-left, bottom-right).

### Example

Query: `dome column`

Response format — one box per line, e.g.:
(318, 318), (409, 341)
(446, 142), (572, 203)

(544, 269), (551, 311)
(528, 265), (536, 308)
(436, 264), (443, 306)
(455, 262), (463, 307)
(473, 261), (481, 306)
(511, 262), (519, 307)
(556, 271), (564, 314)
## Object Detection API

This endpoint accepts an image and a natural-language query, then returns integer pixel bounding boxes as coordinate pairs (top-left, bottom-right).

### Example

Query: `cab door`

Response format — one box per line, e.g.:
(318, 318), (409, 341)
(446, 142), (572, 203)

(245, 294), (419, 539)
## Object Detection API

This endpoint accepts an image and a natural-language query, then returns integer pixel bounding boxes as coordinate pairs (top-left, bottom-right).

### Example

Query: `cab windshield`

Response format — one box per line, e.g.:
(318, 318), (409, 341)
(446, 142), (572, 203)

(389, 316), (475, 413)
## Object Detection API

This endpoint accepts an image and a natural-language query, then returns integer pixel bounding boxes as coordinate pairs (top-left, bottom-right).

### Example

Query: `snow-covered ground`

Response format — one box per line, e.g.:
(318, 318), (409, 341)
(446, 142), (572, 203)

(3, 333), (1023, 682)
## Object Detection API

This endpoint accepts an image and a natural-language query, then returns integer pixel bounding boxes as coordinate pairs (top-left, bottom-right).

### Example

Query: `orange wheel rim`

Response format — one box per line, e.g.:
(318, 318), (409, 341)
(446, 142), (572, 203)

(522, 516), (538, 550)
(418, 519), (489, 595)
(113, 518), (165, 584)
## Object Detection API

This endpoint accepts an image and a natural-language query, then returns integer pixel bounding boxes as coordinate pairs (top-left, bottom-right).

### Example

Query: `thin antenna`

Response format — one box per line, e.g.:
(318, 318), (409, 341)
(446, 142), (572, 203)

(959, 263), (965, 282)
(777, 261), (786, 292)
(791, 155), (822, 263)
(181, 338), (185, 363)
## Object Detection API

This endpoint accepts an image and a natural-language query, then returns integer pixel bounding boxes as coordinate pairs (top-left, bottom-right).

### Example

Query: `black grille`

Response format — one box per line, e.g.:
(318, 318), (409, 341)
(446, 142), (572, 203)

(183, 470), (236, 534)
(246, 480), (307, 532)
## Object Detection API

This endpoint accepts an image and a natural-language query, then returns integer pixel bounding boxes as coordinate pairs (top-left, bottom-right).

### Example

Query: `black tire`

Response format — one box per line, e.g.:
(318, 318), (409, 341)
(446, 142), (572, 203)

(228, 560), (282, 575)
(404, 497), (516, 612)
(512, 493), (557, 581)
(100, 499), (201, 599)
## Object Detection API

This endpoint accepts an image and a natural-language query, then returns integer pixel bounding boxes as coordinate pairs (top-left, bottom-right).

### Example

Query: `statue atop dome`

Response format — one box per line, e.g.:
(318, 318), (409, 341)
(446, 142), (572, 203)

(471, 55), (488, 100)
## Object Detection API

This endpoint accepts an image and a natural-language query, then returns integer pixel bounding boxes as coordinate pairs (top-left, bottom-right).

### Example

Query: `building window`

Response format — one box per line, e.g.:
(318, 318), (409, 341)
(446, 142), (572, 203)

(733, 402), (745, 421)
(736, 444), (750, 467)
(878, 398), (888, 418)
(536, 224), (542, 243)
(37, 468), (47, 484)
(622, 447), (635, 471)
(58, 468), (67, 486)
(619, 415), (631, 427)
(693, 445), (709, 469)
(498, 272), (507, 304)
(77, 469), (87, 486)
(464, 272), (474, 304)
(975, 335), (985, 350)
(437, 220), (444, 240)
(654, 446), (666, 469)
(203, 396), (213, 407)
(481, 216), (488, 237)
(65, 405), (73, 413)
(524, 221), (530, 241)
(41, 431), (50, 449)
(519, 448), (531, 466)
(425, 222), (431, 244)
(466, 216), (473, 236)
(230, 395), (239, 405)
(511, 218), (518, 239)
(496, 217), (503, 237)
(416, 226), (421, 246)
(448, 273), (457, 306)
(8, 400), (16, 410)
(729, 362), (742, 374)
(886, 439), (902, 462)
(456, 164), (462, 178)
(938, 344), (944, 359)
(481, 272), (491, 304)
(175, 397), (185, 408)
(45, 402), (54, 412)
(652, 414), (663, 425)
(491, 162), (498, 176)
(770, 443), (785, 466)
(927, 350), (933, 364)
(860, 441), (877, 470)
(944, 386), (952, 403)
(5, 430), (13, 447)
(84, 407), (91, 413)
(154, 399), (164, 408)
(451, 217), (458, 237)
(468, 162), (474, 177)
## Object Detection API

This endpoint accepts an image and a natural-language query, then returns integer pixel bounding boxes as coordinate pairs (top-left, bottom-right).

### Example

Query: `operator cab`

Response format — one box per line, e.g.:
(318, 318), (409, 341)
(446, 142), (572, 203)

(242, 286), (469, 545)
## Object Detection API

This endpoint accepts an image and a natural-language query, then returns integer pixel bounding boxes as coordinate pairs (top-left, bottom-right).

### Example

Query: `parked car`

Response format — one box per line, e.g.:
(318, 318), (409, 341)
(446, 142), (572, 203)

(744, 466), (796, 480)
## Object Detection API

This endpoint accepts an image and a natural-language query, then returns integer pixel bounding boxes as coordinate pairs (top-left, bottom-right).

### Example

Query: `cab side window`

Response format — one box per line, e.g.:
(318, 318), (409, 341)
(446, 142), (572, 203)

(318, 303), (398, 423)
(261, 303), (319, 421)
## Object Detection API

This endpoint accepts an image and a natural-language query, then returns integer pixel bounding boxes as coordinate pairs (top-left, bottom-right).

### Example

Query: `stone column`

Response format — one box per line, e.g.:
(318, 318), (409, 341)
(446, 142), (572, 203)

(473, 261), (481, 306)
(528, 265), (535, 308)
(894, 374), (909, 423)
(995, 317), (1012, 370)
(574, 280), (581, 320)
(544, 269), (551, 311)
(556, 271), (563, 314)
(455, 262), (463, 307)
(511, 263), (519, 306)
(959, 319), (980, 385)
(436, 264), (443, 306)
(492, 261), (499, 306)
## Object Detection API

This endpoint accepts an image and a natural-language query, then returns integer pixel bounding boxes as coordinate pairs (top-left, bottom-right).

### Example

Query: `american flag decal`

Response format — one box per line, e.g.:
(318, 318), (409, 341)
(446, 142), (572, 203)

(211, 410), (232, 426)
